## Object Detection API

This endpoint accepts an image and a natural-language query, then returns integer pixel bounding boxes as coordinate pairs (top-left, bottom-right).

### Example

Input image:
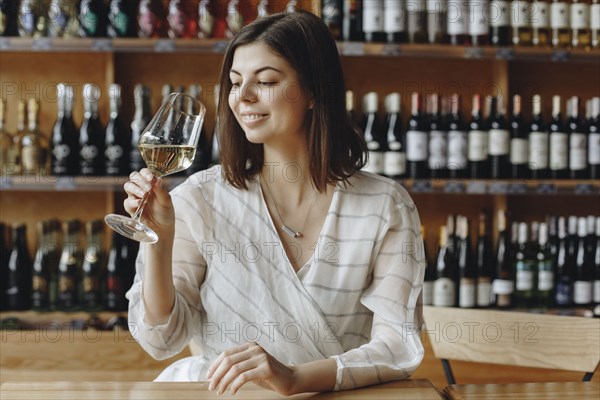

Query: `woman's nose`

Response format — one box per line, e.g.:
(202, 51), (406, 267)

(241, 83), (259, 102)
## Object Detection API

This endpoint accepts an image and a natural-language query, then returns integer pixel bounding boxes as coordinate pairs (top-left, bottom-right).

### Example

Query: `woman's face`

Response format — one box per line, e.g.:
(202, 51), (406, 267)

(228, 42), (313, 146)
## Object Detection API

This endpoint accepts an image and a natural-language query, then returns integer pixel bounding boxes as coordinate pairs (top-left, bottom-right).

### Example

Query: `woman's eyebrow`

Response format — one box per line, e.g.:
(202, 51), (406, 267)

(230, 66), (283, 76)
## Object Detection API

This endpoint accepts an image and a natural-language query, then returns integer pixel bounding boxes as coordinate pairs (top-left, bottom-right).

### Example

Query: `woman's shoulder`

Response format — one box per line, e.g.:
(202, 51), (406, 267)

(342, 170), (414, 206)
(169, 165), (228, 199)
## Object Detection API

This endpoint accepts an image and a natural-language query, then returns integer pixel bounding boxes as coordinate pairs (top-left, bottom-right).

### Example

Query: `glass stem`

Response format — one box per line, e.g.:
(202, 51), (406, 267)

(132, 190), (151, 221)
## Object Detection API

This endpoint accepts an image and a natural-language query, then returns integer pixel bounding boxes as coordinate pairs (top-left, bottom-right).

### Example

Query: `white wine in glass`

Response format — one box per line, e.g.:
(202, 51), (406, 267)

(105, 93), (206, 243)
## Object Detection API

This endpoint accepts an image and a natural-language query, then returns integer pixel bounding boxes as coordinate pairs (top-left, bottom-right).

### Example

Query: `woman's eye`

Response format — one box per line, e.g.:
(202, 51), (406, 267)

(230, 82), (241, 88)
(258, 81), (276, 86)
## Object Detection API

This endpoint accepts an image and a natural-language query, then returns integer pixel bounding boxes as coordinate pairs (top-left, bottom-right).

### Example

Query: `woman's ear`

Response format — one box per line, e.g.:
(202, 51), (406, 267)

(308, 98), (314, 110)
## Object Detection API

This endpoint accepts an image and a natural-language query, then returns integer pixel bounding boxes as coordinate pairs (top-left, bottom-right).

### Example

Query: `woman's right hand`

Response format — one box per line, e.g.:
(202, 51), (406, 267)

(124, 168), (175, 237)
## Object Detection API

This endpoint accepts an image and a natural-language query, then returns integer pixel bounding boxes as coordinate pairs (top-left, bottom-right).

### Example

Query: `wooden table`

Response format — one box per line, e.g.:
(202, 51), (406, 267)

(442, 381), (600, 399)
(0, 379), (442, 399)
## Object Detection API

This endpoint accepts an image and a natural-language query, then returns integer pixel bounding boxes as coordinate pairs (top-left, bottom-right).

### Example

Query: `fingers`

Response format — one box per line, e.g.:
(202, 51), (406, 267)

(215, 359), (257, 395)
(207, 343), (253, 380)
(207, 348), (252, 391)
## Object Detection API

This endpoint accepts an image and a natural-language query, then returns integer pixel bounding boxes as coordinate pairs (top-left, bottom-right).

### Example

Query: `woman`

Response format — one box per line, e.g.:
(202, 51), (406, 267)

(125, 10), (425, 396)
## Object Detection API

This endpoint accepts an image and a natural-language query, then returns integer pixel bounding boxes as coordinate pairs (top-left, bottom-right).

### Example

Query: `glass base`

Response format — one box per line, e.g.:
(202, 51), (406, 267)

(104, 214), (159, 244)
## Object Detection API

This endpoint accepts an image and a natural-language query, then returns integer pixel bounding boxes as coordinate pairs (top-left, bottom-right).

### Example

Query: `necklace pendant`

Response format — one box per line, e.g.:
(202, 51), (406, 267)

(282, 225), (302, 238)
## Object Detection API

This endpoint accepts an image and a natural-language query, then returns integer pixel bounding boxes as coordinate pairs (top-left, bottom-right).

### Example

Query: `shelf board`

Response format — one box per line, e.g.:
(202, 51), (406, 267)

(0, 175), (186, 192)
(1, 37), (598, 63)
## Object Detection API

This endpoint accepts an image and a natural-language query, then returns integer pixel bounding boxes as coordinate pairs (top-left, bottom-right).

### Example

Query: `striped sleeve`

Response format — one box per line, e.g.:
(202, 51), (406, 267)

(331, 184), (425, 391)
(126, 182), (208, 360)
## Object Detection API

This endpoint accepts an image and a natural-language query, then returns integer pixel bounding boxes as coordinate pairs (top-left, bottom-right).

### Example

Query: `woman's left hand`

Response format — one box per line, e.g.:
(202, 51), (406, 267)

(206, 343), (297, 396)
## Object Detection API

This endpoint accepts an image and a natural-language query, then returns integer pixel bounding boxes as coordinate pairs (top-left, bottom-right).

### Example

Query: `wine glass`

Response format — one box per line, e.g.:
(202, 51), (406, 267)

(105, 93), (206, 243)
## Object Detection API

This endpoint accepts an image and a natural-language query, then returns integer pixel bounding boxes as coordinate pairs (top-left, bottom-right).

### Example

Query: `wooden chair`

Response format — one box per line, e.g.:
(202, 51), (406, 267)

(422, 306), (600, 385)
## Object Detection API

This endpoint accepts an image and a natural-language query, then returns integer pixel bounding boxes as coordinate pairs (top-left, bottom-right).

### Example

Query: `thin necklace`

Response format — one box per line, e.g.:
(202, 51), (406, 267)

(260, 174), (318, 239)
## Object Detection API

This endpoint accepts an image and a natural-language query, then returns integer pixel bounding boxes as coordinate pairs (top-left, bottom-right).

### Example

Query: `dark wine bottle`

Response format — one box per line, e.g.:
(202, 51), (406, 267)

(427, 94), (447, 179)
(382, 92), (406, 179)
(574, 217), (593, 306)
(51, 84), (79, 176)
(567, 96), (589, 179)
(57, 220), (81, 311)
(17, 0), (46, 37)
(107, 0), (138, 38)
(549, 95), (569, 179)
(422, 226), (435, 306)
(433, 225), (458, 307)
(361, 92), (385, 175)
(0, 0), (19, 36)
(81, 220), (104, 311)
(493, 210), (513, 308)
(406, 92), (428, 179)
(514, 222), (535, 308)
(489, 0), (510, 45)
(168, 0), (198, 38)
(130, 84), (151, 173)
(427, 0), (448, 43)
(363, 0), (385, 42)
(106, 233), (138, 311)
(407, 0), (427, 43)
(468, 94), (489, 179)
(476, 212), (493, 307)
(511, 0), (533, 46)
(323, 0), (343, 40)
(509, 94), (528, 180)
(79, 84), (105, 176)
(468, 0), (489, 46)
(555, 216), (573, 306)
(78, 0), (108, 38)
(536, 221), (554, 308)
(447, 93), (468, 179)
(0, 223), (7, 311)
(531, 0), (550, 46)
(6, 224), (32, 310)
(447, 0), (469, 44)
(588, 97), (600, 180)
(488, 96), (510, 179)
(138, 0), (166, 38)
(528, 94), (549, 179)
(593, 217), (600, 306)
(384, 0), (407, 43)
(343, 0), (364, 41)
(457, 216), (476, 308)
(105, 84), (131, 176)
(31, 221), (51, 311)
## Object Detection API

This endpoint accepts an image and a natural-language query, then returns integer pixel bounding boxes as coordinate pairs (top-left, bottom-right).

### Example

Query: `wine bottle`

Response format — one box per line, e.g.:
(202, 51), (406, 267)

(363, 0), (386, 42)
(168, 0), (198, 39)
(406, 92), (428, 179)
(382, 92), (406, 179)
(21, 98), (49, 176)
(555, 216), (573, 306)
(138, 0), (166, 38)
(47, 219), (61, 309)
(490, 0), (511, 45)
(476, 212), (494, 307)
(346, 90), (360, 126)
(0, 223), (7, 311)
(567, 96), (588, 179)
(456, 216), (475, 308)
(343, 0), (364, 41)
(105, 84), (131, 176)
(47, 0), (80, 38)
(323, 0), (343, 40)
(571, 0), (591, 48)
(256, 0), (270, 21)
(531, 0), (550, 46)
(447, 0), (469, 44)
(536, 221), (554, 308)
(6, 224), (32, 310)
(130, 84), (151, 172)
(574, 217), (593, 306)
(407, 0), (427, 43)
(528, 94), (549, 179)
(468, 94), (489, 179)
(57, 220), (81, 311)
(509, 94), (528, 180)
(550, 0), (571, 47)
(198, 0), (215, 39)
(17, 0), (46, 37)
(79, 84), (105, 176)
(361, 92), (385, 175)
(447, 93), (468, 179)
(433, 225), (458, 307)
(511, 0), (532, 45)
(427, 0), (447, 43)
(549, 95), (569, 179)
(225, 0), (243, 39)
(31, 221), (51, 311)
(78, 0), (108, 38)
(468, 0), (489, 45)
(427, 93), (448, 179)
(0, 0), (19, 36)
(493, 210), (513, 308)
(0, 99), (18, 176)
(52, 84), (79, 176)
(592, 0), (600, 48)
(588, 97), (600, 180)
(422, 226), (435, 306)
(593, 216), (600, 305)
(488, 96), (510, 179)
(514, 222), (535, 308)
(384, 0), (407, 43)
(107, 0), (138, 37)
(81, 220), (104, 311)
(106, 233), (138, 311)
(586, 215), (596, 277)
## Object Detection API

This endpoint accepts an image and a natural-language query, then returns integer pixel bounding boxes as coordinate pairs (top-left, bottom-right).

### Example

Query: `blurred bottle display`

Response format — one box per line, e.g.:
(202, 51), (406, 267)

(47, 0), (80, 38)
(168, 0), (198, 38)
(107, 0), (138, 38)
(56, 219), (81, 311)
(138, 0), (166, 38)
(6, 224), (32, 311)
(105, 83), (131, 176)
(79, 84), (105, 176)
(0, 0), (19, 36)
(0, 99), (18, 176)
(81, 220), (104, 311)
(21, 98), (48, 176)
(78, 0), (108, 37)
(51, 84), (78, 176)
(18, 0), (46, 37)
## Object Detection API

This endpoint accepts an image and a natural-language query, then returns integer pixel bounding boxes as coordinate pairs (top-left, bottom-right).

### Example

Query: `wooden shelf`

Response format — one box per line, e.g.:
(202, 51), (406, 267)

(2, 37), (598, 63)
(0, 175), (186, 192)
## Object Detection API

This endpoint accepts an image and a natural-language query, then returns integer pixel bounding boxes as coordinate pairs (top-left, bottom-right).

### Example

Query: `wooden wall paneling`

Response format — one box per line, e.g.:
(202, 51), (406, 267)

(506, 194), (600, 223)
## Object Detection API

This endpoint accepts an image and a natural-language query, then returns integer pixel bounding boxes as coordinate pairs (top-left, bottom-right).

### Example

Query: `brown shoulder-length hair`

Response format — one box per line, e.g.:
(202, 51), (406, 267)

(217, 10), (367, 191)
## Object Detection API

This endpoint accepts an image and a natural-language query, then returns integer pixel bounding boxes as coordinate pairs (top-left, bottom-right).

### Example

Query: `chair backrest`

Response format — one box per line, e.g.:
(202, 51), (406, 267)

(423, 306), (600, 373)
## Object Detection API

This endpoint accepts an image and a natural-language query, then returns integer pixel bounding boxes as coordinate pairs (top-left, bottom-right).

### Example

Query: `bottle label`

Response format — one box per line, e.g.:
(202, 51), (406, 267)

(477, 277), (492, 307)
(530, 2), (549, 28)
(383, 150), (406, 176)
(529, 131), (549, 169)
(429, 130), (447, 170)
(574, 280), (593, 304)
(363, 151), (385, 174)
(323, 0), (342, 25)
(105, 144), (124, 162)
(22, 146), (47, 172)
(493, 278), (514, 295)
(468, 0), (489, 36)
(555, 281), (572, 305)
(459, 277), (476, 308)
(79, 4), (99, 36)
(468, 130), (488, 161)
(363, 0), (384, 33)
(594, 280), (600, 303)
(407, 130), (428, 161)
(422, 280), (433, 306)
(511, 1), (531, 28)
(489, 1), (510, 27)
(550, 132), (568, 170)
(489, 128), (510, 156)
(433, 277), (456, 307)
(570, 3), (589, 30)
(447, 0), (468, 35)
(32, 275), (48, 293)
(591, 4), (600, 30)
(538, 269), (554, 291)
(407, 0), (426, 35)
(550, 2), (568, 29)
(0, 9), (6, 35)
(384, 0), (405, 32)
(516, 267), (534, 291)
(18, 2), (37, 35)
(588, 133), (600, 165)
(448, 130), (468, 168)
(80, 145), (99, 162)
(569, 133), (587, 171)
(52, 144), (71, 161)
(111, 11), (130, 36)
(510, 137), (528, 164)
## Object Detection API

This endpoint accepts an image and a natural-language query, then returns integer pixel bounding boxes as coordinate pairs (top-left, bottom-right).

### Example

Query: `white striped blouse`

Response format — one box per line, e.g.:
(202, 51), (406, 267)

(126, 165), (426, 391)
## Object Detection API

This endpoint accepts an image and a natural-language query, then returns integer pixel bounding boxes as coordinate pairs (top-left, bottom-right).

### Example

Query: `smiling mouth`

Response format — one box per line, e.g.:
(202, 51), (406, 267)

(241, 114), (268, 122)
